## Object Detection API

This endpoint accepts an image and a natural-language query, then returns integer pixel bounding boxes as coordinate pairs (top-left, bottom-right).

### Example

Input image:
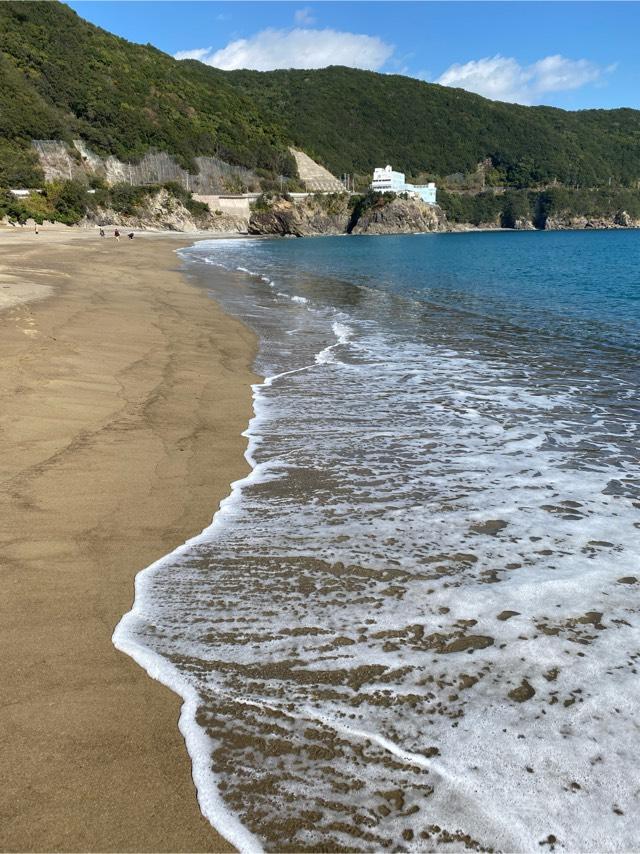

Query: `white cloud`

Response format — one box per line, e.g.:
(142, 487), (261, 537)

(175, 27), (394, 72)
(294, 7), (316, 26)
(530, 55), (607, 94)
(173, 46), (213, 61)
(436, 54), (610, 104)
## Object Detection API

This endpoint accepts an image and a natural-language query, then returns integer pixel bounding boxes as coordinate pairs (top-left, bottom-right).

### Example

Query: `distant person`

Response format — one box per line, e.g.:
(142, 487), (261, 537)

(99, 228), (105, 237)
(127, 232), (134, 240)
(114, 229), (120, 241)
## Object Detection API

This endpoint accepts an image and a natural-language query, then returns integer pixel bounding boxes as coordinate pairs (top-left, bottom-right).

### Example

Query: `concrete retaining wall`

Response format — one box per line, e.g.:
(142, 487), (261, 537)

(193, 195), (252, 218)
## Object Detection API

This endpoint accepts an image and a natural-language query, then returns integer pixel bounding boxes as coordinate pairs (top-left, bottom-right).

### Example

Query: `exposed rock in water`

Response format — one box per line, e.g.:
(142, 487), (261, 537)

(497, 610), (521, 621)
(248, 194), (447, 237)
(247, 194), (640, 239)
(248, 195), (351, 237)
(544, 211), (640, 230)
(447, 221), (502, 232)
(351, 197), (446, 235)
(439, 635), (494, 654)
(614, 209), (637, 227)
(513, 217), (536, 230)
(470, 519), (508, 536)
(508, 679), (536, 702)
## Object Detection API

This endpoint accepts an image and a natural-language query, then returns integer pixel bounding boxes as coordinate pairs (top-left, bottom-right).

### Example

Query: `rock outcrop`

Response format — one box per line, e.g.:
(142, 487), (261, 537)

(614, 209), (639, 227)
(86, 188), (245, 232)
(350, 197), (446, 234)
(543, 211), (640, 230)
(248, 195), (352, 236)
(248, 194), (447, 237)
(512, 217), (536, 230)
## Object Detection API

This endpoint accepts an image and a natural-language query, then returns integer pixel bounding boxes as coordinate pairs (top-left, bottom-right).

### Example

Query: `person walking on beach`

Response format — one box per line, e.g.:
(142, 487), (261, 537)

(99, 228), (105, 237)
(114, 229), (120, 241)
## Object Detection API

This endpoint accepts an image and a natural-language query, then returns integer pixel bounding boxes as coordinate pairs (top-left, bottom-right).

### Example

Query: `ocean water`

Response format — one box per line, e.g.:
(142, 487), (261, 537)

(115, 231), (640, 853)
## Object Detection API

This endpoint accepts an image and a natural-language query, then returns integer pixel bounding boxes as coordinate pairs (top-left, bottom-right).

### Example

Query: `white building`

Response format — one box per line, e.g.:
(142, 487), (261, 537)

(371, 165), (406, 193)
(371, 165), (437, 205)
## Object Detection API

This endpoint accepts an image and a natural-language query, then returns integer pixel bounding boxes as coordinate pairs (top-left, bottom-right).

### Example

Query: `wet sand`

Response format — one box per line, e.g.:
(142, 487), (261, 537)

(0, 228), (257, 851)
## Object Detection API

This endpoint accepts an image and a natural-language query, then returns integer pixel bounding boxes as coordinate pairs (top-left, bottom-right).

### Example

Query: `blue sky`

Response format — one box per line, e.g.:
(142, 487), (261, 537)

(65, 2), (638, 110)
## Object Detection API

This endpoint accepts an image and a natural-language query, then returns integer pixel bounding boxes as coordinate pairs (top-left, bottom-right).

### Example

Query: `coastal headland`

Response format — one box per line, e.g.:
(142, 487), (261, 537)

(0, 228), (256, 851)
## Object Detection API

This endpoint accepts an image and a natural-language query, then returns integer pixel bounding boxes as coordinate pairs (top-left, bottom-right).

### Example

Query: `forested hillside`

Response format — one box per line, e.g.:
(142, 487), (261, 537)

(0, 1), (294, 185)
(1, 0), (640, 194)
(226, 67), (640, 188)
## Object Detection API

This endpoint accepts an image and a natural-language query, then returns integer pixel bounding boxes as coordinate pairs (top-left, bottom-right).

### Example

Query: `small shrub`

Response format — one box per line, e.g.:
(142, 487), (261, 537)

(108, 183), (154, 215)
(251, 191), (291, 212)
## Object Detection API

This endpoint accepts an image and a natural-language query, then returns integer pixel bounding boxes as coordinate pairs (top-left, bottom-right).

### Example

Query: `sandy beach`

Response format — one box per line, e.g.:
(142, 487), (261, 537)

(0, 227), (257, 852)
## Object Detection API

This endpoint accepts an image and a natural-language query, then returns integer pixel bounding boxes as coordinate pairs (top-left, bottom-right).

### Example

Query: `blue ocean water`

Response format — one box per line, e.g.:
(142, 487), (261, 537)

(226, 229), (640, 351)
(116, 230), (640, 853)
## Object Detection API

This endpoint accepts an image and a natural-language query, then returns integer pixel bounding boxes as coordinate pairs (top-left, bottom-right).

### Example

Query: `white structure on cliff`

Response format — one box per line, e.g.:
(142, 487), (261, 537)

(371, 165), (437, 204)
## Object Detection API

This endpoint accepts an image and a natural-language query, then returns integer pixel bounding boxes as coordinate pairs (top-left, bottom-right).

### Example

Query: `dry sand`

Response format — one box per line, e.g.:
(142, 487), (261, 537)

(0, 227), (258, 852)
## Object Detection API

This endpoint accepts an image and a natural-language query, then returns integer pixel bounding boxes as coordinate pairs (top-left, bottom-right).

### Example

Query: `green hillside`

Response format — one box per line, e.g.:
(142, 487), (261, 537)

(225, 67), (640, 188)
(0, 1), (294, 185)
(1, 0), (640, 193)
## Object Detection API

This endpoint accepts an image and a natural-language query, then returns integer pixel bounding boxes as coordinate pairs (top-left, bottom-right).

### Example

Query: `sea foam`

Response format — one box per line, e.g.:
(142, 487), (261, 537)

(115, 234), (640, 852)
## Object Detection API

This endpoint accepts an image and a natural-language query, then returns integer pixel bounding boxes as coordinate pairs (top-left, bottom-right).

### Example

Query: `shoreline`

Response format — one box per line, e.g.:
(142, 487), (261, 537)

(4, 217), (640, 243)
(0, 229), (258, 851)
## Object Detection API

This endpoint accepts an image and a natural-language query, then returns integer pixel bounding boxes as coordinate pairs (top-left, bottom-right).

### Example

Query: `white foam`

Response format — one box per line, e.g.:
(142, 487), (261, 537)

(112, 622), (263, 853)
(113, 261), (349, 847)
(332, 320), (352, 344)
(313, 319), (353, 365)
(113, 369), (275, 851)
(116, 236), (640, 851)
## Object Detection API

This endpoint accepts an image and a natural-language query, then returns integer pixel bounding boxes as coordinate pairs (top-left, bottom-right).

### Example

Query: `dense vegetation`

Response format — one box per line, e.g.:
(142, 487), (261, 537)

(0, 183), (90, 225)
(0, 180), (209, 225)
(0, 1), (295, 182)
(227, 67), (640, 189)
(2, 0), (640, 223)
(438, 187), (640, 228)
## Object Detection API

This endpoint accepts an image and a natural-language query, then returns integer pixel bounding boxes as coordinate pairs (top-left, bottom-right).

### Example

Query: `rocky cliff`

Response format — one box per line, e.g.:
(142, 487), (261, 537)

(248, 194), (351, 236)
(543, 210), (640, 230)
(86, 188), (245, 233)
(248, 194), (448, 237)
(350, 197), (446, 234)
